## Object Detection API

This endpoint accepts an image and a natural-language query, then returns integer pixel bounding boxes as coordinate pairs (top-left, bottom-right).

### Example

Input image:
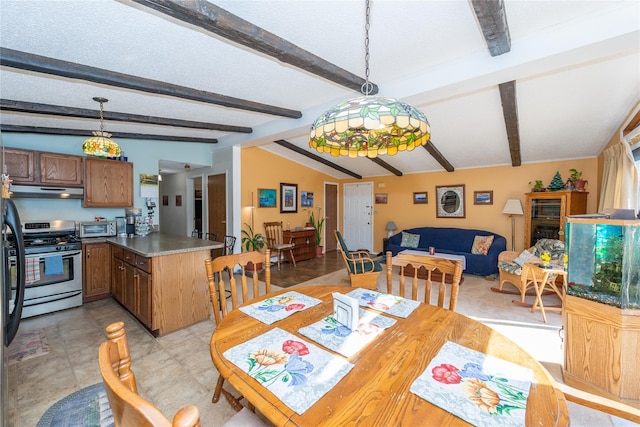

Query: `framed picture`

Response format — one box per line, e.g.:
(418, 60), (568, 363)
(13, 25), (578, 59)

(436, 185), (465, 218)
(375, 193), (388, 204)
(258, 188), (277, 208)
(474, 191), (493, 205)
(280, 183), (298, 213)
(301, 191), (314, 207)
(176, 195), (182, 207)
(162, 195), (168, 206)
(413, 191), (428, 204)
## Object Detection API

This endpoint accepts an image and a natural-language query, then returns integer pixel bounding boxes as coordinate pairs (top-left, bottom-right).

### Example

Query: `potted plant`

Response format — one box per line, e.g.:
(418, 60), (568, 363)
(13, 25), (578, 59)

(569, 168), (587, 191)
(308, 210), (325, 257)
(529, 180), (545, 192)
(240, 223), (265, 271)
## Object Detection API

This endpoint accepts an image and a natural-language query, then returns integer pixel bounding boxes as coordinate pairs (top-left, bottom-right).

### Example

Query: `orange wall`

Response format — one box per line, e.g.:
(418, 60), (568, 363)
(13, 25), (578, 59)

(241, 147), (336, 244)
(242, 147), (598, 253)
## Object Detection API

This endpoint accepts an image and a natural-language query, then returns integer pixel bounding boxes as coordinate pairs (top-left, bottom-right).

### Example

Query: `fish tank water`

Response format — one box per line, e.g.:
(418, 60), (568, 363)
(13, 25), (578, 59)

(565, 217), (640, 310)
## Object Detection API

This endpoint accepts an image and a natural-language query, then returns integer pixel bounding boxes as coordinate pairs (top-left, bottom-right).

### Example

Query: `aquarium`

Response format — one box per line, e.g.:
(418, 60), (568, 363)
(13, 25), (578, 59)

(565, 217), (640, 309)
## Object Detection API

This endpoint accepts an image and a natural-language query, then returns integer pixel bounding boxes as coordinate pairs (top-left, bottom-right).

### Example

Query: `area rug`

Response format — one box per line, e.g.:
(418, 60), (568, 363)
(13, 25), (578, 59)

(37, 383), (113, 427)
(7, 330), (49, 365)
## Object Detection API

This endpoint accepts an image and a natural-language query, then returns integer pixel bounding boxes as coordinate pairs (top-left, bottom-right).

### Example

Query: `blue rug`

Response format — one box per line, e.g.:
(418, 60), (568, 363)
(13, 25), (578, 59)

(37, 383), (113, 427)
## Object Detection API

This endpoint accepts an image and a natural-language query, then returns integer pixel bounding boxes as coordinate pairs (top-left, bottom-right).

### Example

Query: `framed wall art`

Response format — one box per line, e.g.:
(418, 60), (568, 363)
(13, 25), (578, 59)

(258, 188), (277, 208)
(162, 195), (168, 206)
(176, 195), (182, 207)
(375, 193), (388, 204)
(413, 192), (428, 204)
(280, 183), (298, 213)
(301, 191), (314, 207)
(436, 185), (465, 218)
(474, 191), (493, 205)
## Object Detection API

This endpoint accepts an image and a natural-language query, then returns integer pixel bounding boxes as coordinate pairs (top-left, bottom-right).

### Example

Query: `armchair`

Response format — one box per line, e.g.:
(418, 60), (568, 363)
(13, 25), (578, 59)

(495, 238), (565, 302)
(335, 230), (382, 290)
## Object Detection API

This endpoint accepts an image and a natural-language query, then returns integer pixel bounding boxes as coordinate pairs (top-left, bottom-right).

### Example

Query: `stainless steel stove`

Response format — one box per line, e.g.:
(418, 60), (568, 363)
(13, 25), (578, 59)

(7, 220), (82, 318)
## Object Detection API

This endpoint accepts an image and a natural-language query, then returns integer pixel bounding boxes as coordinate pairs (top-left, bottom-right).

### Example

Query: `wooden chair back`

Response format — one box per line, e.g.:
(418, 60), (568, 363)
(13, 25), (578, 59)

(98, 322), (201, 427)
(263, 222), (286, 246)
(205, 250), (271, 324)
(385, 251), (463, 311)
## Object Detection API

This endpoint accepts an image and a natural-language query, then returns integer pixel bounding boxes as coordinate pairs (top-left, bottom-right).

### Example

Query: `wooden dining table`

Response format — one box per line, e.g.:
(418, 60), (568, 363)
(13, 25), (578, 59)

(210, 285), (570, 426)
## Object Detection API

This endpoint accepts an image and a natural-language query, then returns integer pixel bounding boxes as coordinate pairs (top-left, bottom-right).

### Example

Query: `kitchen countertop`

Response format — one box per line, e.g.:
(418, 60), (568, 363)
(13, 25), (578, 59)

(107, 233), (224, 257)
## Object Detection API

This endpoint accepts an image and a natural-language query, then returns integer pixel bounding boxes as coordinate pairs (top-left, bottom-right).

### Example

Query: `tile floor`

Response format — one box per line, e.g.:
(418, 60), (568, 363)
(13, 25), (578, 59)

(7, 251), (638, 426)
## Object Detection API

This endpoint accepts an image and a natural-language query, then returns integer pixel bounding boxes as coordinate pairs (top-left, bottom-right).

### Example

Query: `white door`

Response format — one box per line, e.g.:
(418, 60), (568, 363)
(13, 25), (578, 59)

(343, 182), (374, 251)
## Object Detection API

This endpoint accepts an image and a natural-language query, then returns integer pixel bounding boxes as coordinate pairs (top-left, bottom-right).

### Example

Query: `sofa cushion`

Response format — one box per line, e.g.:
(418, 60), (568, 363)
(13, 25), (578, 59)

(471, 235), (494, 255)
(400, 232), (420, 248)
(533, 239), (565, 260)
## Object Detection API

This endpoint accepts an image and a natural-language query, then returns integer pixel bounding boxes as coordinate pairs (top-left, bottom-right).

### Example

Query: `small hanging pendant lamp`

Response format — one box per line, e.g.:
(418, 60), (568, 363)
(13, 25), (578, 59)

(82, 97), (122, 158)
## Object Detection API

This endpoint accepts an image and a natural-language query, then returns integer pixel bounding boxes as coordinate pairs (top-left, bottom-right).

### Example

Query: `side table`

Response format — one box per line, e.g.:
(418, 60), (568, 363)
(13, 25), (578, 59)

(527, 263), (567, 323)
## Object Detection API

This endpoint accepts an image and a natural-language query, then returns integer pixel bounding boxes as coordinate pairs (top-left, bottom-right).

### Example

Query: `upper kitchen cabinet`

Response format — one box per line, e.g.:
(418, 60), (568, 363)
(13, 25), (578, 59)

(4, 148), (84, 186)
(83, 157), (133, 208)
(4, 148), (35, 184)
(39, 152), (83, 186)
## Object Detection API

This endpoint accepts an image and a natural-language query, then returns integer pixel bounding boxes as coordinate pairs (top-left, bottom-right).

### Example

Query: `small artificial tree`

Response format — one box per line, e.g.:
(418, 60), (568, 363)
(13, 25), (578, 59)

(547, 171), (565, 191)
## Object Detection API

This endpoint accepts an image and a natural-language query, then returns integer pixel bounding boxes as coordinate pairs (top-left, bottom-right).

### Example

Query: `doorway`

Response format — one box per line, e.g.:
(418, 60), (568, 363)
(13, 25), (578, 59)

(208, 173), (227, 255)
(192, 176), (203, 235)
(324, 182), (338, 252)
(343, 182), (374, 252)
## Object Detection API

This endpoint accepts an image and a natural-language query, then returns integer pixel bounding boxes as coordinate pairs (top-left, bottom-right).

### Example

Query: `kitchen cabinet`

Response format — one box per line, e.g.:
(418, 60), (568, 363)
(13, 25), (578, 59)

(524, 191), (588, 247)
(112, 246), (153, 329)
(84, 157), (133, 208)
(4, 147), (83, 186)
(283, 229), (316, 262)
(82, 241), (111, 302)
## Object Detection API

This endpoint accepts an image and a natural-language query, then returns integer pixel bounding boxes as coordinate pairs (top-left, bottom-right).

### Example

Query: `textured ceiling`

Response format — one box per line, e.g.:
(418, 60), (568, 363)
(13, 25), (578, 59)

(1, 0), (638, 177)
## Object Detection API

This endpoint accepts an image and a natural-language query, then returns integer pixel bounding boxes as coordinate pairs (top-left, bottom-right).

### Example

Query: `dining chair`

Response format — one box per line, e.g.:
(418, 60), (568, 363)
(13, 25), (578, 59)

(204, 249), (271, 410)
(263, 221), (296, 270)
(335, 230), (382, 289)
(191, 230), (203, 239)
(385, 250), (463, 311)
(205, 232), (219, 242)
(223, 235), (237, 255)
(98, 321), (202, 427)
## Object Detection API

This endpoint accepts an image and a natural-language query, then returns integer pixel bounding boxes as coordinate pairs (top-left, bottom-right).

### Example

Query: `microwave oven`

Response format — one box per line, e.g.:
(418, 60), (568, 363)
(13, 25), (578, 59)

(79, 220), (117, 238)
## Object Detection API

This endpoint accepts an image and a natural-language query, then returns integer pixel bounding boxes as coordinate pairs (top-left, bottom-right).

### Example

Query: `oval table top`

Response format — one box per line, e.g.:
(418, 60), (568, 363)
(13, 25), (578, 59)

(210, 285), (569, 426)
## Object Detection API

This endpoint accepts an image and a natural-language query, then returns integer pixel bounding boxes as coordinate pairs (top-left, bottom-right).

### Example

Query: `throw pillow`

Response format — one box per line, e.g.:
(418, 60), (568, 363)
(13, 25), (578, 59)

(400, 232), (420, 248)
(471, 235), (494, 255)
(513, 249), (536, 267)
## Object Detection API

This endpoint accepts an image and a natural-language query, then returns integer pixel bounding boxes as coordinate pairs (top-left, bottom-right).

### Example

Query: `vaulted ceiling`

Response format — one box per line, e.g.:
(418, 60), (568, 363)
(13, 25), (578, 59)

(1, 0), (638, 178)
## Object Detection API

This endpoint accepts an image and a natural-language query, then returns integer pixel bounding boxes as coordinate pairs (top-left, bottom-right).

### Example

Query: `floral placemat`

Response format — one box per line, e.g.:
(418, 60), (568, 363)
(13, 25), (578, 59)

(410, 341), (533, 427)
(239, 291), (322, 325)
(223, 328), (353, 414)
(298, 308), (397, 358)
(346, 288), (420, 318)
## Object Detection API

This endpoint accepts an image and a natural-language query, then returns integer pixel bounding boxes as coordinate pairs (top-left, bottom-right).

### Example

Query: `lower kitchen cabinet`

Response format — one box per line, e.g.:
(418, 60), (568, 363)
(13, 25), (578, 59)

(112, 246), (153, 330)
(82, 241), (111, 302)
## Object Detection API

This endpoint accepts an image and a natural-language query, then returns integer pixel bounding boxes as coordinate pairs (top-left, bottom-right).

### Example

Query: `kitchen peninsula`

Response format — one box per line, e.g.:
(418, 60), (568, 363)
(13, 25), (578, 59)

(108, 233), (223, 336)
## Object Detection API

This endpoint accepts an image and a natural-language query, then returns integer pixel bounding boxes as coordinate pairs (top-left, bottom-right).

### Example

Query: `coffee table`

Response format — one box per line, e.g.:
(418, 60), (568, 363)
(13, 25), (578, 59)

(397, 250), (466, 284)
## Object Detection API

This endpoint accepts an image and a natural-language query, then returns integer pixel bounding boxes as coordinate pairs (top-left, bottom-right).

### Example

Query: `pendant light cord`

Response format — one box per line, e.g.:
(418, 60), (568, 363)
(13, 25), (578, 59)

(99, 101), (105, 135)
(361, 0), (373, 96)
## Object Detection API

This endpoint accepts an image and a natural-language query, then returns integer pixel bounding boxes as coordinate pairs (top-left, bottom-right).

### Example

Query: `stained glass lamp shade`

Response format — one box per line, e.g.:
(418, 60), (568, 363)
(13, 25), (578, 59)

(82, 97), (121, 158)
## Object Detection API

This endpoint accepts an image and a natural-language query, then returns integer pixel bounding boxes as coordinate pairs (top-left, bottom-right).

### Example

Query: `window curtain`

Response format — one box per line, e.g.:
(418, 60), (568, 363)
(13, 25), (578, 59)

(598, 140), (639, 212)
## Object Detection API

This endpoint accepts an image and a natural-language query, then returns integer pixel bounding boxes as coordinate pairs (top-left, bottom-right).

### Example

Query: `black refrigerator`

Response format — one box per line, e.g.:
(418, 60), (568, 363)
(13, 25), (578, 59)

(1, 152), (26, 427)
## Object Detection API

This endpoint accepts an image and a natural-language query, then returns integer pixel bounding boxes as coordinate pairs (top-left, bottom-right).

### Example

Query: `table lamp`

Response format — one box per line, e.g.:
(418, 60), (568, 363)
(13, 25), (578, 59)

(502, 199), (524, 251)
(385, 221), (398, 238)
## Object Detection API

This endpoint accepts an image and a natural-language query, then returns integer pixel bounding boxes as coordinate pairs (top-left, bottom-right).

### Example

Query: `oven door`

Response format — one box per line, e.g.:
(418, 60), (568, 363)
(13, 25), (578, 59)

(8, 250), (83, 318)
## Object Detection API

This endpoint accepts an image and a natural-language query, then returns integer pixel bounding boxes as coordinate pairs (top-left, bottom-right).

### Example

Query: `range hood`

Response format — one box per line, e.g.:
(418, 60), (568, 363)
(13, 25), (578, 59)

(10, 184), (84, 199)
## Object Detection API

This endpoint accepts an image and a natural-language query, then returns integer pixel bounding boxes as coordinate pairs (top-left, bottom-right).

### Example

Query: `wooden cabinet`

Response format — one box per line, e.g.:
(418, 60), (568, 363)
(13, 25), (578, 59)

(524, 191), (588, 247)
(82, 241), (112, 302)
(39, 152), (83, 186)
(283, 229), (316, 262)
(4, 148), (83, 186)
(112, 246), (153, 329)
(84, 157), (133, 208)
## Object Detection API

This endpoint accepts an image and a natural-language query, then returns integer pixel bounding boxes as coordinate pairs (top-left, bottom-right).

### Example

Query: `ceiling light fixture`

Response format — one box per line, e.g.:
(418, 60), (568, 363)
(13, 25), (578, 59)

(309, 0), (430, 158)
(82, 97), (121, 158)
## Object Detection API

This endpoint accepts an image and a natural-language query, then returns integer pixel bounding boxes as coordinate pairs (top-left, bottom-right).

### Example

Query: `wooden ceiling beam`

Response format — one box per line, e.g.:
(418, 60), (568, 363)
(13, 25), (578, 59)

(0, 99), (252, 133)
(274, 140), (362, 179)
(0, 48), (301, 118)
(0, 125), (217, 144)
(368, 157), (403, 176)
(470, 0), (511, 56)
(130, 0), (377, 95)
(499, 81), (522, 167)
(422, 141), (455, 172)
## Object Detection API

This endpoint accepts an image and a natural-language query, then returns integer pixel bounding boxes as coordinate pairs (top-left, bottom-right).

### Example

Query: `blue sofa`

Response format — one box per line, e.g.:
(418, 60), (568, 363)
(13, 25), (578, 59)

(386, 227), (507, 276)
